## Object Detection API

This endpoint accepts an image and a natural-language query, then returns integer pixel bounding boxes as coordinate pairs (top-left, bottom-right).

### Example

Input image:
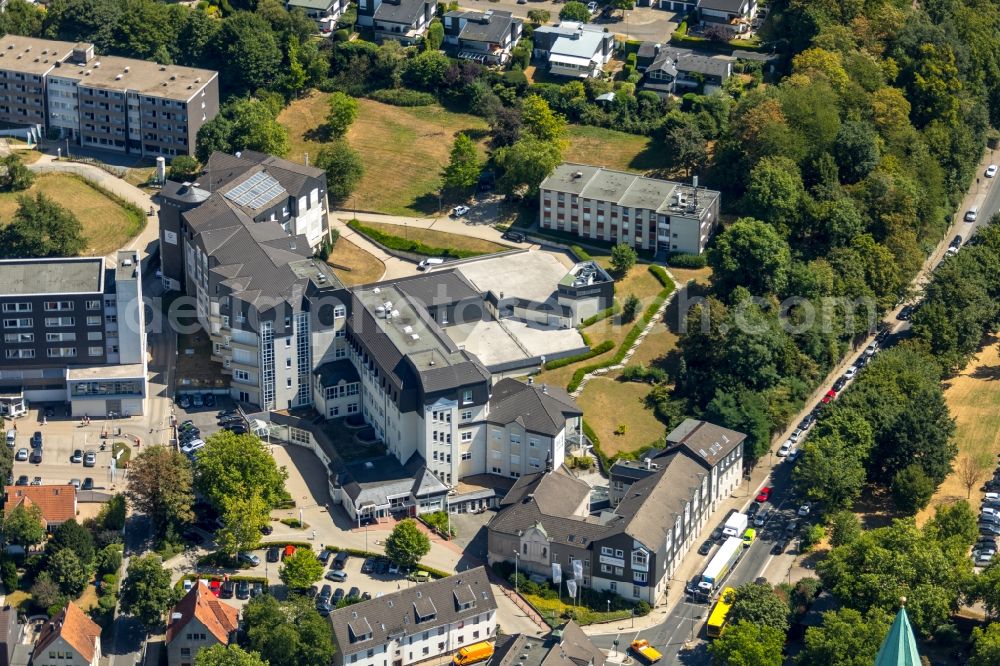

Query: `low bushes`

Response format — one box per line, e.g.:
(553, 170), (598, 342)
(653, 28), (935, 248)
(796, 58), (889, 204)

(369, 88), (437, 106)
(620, 364), (668, 384)
(543, 340), (614, 370)
(647, 264), (674, 289)
(419, 511), (455, 538)
(667, 252), (707, 268)
(280, 518), (309, 529)
(347, 219), (482, 259)
(566, 288), (671, 392)
(570, 245), (592, 261)
(260, 540), (313, 550)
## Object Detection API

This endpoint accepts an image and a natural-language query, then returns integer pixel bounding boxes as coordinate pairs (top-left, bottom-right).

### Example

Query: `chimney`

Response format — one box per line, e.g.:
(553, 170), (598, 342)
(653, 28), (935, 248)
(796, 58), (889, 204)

(541, 384), (548, 394)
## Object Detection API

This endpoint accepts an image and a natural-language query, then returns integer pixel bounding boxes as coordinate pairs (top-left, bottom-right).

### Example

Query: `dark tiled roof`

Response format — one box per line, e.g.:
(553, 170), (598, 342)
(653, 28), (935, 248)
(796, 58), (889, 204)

(615, 454), (705, 546)
(664, 419), (745, 467)
(498, 467), (589, 514)
(395, 271), (482, 308)
(373, 0), (430, 24)
(165, 582), (239, 645)
(487, 379), (581, 437)
(698, 0), (749, 13)
(445, 9), (520, 43)
(648, 47), (733, 79)
(339, 454), (447, 507)
(313, 359), (361, 386)
(0, 607), (18, 666)
(329, 568), (496, 653)
(490, 470), (605, 547)
(636, 42), (659, 59)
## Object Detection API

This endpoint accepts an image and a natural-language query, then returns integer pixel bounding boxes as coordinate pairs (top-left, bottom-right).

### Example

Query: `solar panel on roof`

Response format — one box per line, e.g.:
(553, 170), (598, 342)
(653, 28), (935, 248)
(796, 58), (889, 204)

(223, 171), (286, 210)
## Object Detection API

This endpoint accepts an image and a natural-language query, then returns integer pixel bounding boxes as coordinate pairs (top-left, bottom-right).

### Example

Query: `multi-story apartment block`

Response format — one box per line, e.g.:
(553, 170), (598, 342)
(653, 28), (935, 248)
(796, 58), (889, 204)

(0, 36), (218, 157)
(488, 420), (745, 605)
(0, 252), (147, 418)
(328, 567), (497, 666)
(538, 163), (721, 255)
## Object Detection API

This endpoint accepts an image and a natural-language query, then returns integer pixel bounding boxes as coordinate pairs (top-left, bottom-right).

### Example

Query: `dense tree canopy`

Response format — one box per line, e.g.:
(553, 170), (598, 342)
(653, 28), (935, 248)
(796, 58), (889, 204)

(243, 594), (335, 666)
(126, 445), (195, 536)
(0, 193), (85, 259)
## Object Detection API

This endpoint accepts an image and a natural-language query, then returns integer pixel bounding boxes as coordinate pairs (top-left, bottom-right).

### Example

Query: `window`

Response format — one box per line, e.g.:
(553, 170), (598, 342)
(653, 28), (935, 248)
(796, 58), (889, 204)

(2, 302), (30, 312)
(87, 316), (100, 326)
(180, 648), (191, 657)
(4, 333), (32, 343)
(46, 332), (75, 342)
(461, 410), (472, 420)
(5, 349), (34, 359)
(286, 357), (292, 368)
(44, 301), (73, 311)
(336, 347), (347, 359)
(615, 549), (624, 558)
(601, 547), (614, 556)
(510, 433), (521, 444)
(491, 466), (502, 474)
(510, 454), (520, 465)
(529, 457), (540, 469)
(462, 389), (473, 404)
(347, 403), (359, 414)
(523, 543), (528, 555)
(87, 331), (102, 341)
(47, 347), (77, 358)
(336, 328), (347, 338)
(609, 581), (617, 592)
(351, 655), (358, 664)
(529, 438), (539, 448)
(334, 305), (346, 319)
(461, 451), (472, 460)
(615, 567), (623, 576)
(601, 563), (612, 573)
(492, 428), (502, 440)
(3, 318), (31, 328)
(45, 317), (74, 327)
(88, 346), (102, 356)
(633, 585), (641, 598)
(234, 369), (250, 382)
(461, 431), (472, 442)
(634, 572), (647, 583)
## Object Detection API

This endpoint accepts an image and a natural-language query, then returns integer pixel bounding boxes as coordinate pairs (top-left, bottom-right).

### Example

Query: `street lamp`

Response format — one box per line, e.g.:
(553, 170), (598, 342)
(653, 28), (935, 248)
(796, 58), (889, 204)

(606, 600), (610, 614)
(514, 551), (520, 595)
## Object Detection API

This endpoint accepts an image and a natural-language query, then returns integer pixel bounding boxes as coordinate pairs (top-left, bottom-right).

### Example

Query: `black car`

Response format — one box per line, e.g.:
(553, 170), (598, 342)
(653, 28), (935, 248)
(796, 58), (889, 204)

(772, 539), (789, 555)
(315, 599), (333, 616)
(31, 432), (42, 448)
(29, 449), (42, 464)
(361, 591), (372, 600)
(746, 502), (760, 520)
(833, 377), (848, 391)
(332, 588), (346, 604)
(15, 475), (28, 486)
(225, 424), (248, 435)
(220, 580), (235, 598)
(259, 523), (273, 535)
(709, 527), (725, 543)
(204, 393), (216, 407)
(361, 558), (375, 574)
(502, 231), (526, 243)
(217, 409), (236, 419)
(897, 305), (914, 321)
(318, 584), (332, 602)
(374, 558), (390, 575)
(236, 580), (250, 599)
(697, 540), (713, 556)
(951, 234), (963, 248)
(318, 549), (334, 566)
(250, 582), (265, 598)
(348, 586), (361, 599)
(82, 478), (94, 490)
(266, 547), (281, 563)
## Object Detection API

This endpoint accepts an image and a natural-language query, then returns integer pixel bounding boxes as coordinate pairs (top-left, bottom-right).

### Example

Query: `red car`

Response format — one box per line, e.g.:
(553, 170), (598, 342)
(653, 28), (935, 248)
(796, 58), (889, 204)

(209, 580), (222, 597)
(826, 389), (837, 398)
(755, 487), (771, 503)
(283, 544), (296, 560)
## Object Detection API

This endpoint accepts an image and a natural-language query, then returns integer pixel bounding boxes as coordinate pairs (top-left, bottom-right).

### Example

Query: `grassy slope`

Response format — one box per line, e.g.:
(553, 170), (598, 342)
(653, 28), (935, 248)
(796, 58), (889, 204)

(0, 173), (141, 256)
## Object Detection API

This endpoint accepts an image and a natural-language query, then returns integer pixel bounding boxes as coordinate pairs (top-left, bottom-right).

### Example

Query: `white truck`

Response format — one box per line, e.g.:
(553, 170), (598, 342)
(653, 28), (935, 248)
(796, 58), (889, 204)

(722, 512), (748, 538)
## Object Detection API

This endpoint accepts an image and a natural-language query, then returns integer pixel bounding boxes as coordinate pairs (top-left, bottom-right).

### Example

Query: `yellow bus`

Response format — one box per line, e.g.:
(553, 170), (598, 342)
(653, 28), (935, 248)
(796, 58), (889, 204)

(706, 587), (736, 639)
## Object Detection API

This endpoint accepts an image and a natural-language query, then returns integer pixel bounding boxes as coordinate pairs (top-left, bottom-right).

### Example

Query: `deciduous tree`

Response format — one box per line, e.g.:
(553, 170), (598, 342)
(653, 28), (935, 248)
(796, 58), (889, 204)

(194, 431), (288, 512)
(326, 91), (359, 138)
(970, 623), (1000, 666)
(727, 582), (790, 635)
(126, 445), (194, 536)
(495, 136), (562, 196)
(610, 242), (637, 277)
(279, 548), (324, 590)
(798, 607), (891, 666)
(196, 644), (269, 666)
(315, 140), (364, 203)
(49, 519), (96, 566)
(120, 554), (178, 628)
(385, 519), (430, 569)
(891, 463), (936, 514)
(520, 95), (567, 143)
(48, 548), (88, 597)
(0, 193), (85, 259)
(708, 217), (791, 296)
(709, 621), (784, 666)
(3, 502), (46, 547)
(0, 154), (34, 192)
(442, 133), (480, 192)
(217, 493), (268, 556)
(243, 593), (335, 666)
(558, 1), (591, 23)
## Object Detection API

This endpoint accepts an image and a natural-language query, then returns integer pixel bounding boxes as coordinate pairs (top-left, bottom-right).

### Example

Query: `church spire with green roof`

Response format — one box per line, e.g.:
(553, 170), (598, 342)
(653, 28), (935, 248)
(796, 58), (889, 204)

(874, 597), (921, 666)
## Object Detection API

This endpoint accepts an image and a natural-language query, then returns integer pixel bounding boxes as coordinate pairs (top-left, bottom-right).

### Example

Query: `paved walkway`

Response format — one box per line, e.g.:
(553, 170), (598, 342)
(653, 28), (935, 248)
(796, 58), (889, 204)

(27, 154), (160, 262)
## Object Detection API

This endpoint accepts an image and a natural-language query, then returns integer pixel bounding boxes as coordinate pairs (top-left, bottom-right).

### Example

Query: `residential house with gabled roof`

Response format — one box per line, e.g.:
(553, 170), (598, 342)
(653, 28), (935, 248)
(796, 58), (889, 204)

(0, 606), (22, 666)
(286, 0), (349, 32)
(490, 620), (604, 666)
(32, 603), (101, 666)
(328, 567), (497, 666)
(4, 485), (77, 531)
(165, 582), (240, 666)
(639, 44), (735, 96)
(489, 419), (746, 604)
(698, 0), (757, 34)
(356, 0), (436, 44)
(443, 9), (523, 65)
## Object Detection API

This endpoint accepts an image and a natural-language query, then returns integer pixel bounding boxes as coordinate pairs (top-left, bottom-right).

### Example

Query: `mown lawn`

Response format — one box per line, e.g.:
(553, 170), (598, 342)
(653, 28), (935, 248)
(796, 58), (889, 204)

(327, 236), (385, 286)
(577, 377), (667, 456)
(280, 93), (669, 216)
(358, 220), (510, 255)
(0, 173), (143, 256)
(280, 93), (490, 216)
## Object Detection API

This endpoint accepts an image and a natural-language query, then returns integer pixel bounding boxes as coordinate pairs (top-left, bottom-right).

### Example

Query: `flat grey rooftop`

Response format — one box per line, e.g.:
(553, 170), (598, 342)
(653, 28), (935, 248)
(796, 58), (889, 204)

(0, 257), (104, 296)
(457, 250), (574, 304)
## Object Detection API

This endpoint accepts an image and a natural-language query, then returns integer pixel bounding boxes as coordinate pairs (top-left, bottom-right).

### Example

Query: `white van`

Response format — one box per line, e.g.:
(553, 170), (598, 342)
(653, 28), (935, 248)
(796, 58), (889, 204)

(5, 430), (15, 447)
(417, 258), (444, 271)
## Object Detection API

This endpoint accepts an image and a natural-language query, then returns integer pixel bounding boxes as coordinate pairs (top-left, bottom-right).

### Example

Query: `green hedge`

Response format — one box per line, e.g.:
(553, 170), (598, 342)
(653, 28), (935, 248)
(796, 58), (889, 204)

(347, 219), (484, 259)
(570, 245), (592, 261)
(579, 301), (621, 327)
(369, 88), (437, 106)
(260, 540), (314, 549)
(667, 252), (707, 268)
(543, 340), (614, 370)
(566, 279), (674, 392)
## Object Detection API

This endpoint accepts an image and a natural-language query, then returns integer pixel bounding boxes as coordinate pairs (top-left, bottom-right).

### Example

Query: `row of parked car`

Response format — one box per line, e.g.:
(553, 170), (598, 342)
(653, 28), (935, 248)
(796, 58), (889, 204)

(975, 484), (1000, 566)
(176, 393), (217, 410)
